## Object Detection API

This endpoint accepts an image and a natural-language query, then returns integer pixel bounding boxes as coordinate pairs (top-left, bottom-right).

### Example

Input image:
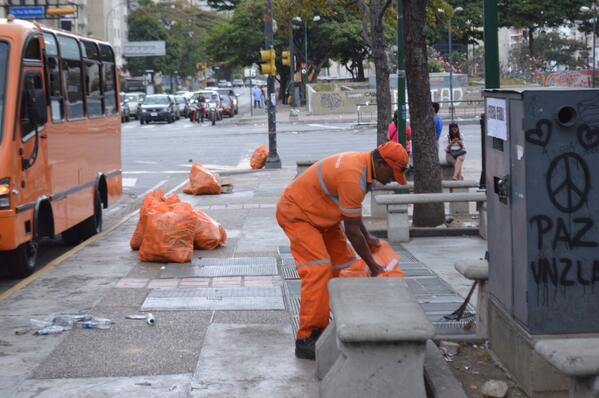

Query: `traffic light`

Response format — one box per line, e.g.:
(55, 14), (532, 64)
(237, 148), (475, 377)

(282, 50), (291, 66)
(259, 48), (276, 76)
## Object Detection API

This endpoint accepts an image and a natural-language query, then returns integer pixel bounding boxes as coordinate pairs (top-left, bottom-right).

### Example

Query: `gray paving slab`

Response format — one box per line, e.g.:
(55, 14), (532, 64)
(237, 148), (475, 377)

(96, 288), (149, 308)
(13, 374), (192, 398)
(141, 287), (285, 311)
(211, 310), (290, 324)
(190, 323), (318, 398)
(194, 257), (277, 267)
(161, 263), (277, 279)
(32, 310), (212, 378)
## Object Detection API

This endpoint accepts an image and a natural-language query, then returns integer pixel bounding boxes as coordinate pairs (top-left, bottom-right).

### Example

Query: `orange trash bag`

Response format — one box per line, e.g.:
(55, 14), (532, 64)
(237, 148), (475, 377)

(138, 202), (196, 263)
(339, 240), (405, 278)
(130, 189), (165, 250)
(250, 145), (269, 169)
(193, 210), (227, 250)
(187, 163), (221, 195)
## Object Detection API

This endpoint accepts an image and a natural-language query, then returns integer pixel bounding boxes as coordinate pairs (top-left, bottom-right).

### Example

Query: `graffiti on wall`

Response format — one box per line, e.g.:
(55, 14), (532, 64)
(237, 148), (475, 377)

(526, 107), (599, 303)
(534, 70), (595, 88)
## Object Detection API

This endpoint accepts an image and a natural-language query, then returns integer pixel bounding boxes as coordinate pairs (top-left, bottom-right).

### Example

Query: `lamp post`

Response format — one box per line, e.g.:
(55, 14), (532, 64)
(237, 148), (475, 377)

(298, 15), (320, 104)
(439, 6), (463, 121)
(581, 4), (597, 87)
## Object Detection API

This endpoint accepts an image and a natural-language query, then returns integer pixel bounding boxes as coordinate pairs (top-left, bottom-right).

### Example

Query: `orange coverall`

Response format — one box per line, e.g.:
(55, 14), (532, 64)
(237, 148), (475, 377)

(276, 151), (372, 339)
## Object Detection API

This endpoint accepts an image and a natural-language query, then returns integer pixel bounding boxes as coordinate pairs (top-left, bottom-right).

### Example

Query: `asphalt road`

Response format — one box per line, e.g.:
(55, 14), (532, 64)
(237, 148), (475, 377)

(0, 87), (483, 289)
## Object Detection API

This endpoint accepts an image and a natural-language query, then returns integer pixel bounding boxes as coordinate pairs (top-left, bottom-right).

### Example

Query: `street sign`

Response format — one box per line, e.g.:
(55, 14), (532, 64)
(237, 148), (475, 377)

(8, 6), (45, 19)
(122, 41), (166, 57)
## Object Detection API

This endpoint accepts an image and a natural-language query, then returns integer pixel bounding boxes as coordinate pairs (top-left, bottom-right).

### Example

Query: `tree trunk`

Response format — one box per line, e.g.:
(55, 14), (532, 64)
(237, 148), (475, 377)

(528, 28), (535, 55)
(404, 0), (445, 227)
(357, 59), (365, 81)
(278, 70), (289, 104)
(370, 0), (391, 146)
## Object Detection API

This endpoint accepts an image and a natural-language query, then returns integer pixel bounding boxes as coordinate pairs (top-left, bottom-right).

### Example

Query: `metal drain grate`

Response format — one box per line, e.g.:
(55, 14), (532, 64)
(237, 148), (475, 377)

(194, 257), (277, 267)
(278, 246), (291, 255)
(161, 263), (277, 278)
(141, 287), (285, 311)
(280, 264), (299, 280)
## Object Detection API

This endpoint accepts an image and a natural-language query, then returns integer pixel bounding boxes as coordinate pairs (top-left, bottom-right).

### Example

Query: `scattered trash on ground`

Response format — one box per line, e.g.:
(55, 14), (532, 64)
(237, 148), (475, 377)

(250, 145), (269, 169)
(481, 379), (509, 397)
(339, 240), (405, 278)
(28, 313), (113, 335)
(440, 341), (460, 362)
(126, 313), (156, 326)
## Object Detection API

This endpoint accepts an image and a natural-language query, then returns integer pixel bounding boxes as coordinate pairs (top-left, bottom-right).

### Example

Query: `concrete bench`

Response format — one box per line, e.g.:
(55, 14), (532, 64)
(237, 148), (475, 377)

(454, 259), (489, 339)
(375, 192), (487, 242)
(316, 278), (435, 398)
(535, 338), (599, 398)
(371, 180), (480, 217)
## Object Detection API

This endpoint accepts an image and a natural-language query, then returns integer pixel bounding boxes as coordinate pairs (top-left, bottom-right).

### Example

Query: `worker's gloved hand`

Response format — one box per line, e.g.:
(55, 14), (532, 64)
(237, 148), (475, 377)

(366, 235), (381, 248)
(368, 263), (385, 277)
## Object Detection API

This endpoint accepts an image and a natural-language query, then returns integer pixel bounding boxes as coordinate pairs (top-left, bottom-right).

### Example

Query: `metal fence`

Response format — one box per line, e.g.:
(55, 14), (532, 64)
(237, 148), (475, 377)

(356, 99), (484, 124)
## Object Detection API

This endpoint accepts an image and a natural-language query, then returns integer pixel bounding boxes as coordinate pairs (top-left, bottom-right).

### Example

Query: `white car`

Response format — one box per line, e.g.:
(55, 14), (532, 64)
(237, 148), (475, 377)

(123, 92), (146, 119)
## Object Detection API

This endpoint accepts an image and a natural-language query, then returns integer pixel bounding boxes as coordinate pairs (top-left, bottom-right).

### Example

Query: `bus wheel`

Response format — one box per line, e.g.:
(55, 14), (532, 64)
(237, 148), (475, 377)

(11, 240), (38, 277)
(79, 191), (103, 241)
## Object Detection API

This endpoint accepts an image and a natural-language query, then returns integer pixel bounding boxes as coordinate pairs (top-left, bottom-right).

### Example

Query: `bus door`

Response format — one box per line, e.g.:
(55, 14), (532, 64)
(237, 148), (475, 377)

(15, 34), (49, 217)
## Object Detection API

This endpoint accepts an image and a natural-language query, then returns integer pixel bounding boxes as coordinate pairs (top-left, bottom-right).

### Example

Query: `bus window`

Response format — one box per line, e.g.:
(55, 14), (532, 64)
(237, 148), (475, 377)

(43, 32), (64, 122)
(82, 40), (103, 117)
(0, 42), (7, 143)
(57, 35), (84, 120)
(20, 72), (44, 140)
(23, 36), (41, 62)
(99, 44), (117, 115)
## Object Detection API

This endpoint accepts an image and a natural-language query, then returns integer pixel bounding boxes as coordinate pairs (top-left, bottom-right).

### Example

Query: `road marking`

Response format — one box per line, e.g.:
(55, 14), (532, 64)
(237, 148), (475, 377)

(0, 177), (189, 303)
(307, 123), (347, 130)
(139, 179), (168, 198)
(141, 125), (156, 129)
(122, 178), (137, 188)
(236, 148), (254, 169)
(134, 160), (158, 165)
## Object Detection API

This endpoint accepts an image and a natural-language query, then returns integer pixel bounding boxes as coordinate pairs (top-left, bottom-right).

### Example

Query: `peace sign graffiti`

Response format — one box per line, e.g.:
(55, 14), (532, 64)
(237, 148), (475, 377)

(545, 152), (590, 213)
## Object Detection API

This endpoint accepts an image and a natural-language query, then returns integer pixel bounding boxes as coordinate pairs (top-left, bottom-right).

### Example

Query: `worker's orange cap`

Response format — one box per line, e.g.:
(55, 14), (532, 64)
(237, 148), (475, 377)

(378, 141), (409, 185)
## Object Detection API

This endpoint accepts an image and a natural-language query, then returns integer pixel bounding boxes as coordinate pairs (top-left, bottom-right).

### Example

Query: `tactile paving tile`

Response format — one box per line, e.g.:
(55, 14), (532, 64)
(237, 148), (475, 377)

(141, 287), (284, 311)
(161, 263), (277, 279)
(195, 257), (277, 267)
(280, 264), (299, 280)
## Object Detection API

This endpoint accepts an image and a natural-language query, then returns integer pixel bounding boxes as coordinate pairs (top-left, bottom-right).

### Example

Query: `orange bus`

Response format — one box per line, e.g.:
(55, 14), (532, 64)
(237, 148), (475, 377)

(0, 17), (122, 276)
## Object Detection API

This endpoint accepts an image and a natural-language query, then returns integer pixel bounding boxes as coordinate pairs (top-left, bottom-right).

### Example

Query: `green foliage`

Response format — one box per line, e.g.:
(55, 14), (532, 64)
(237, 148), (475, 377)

(497, 0), (588, 35)
(510, 31), (587, 72)
(126, 2), (221, 77)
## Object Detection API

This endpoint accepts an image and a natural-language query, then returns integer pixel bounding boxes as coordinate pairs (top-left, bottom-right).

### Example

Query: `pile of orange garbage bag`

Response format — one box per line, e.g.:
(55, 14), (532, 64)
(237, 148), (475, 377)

(183, 163), (221, 195)
(250, 145), (269, 169)
(130, 190), (227, 263)
(339, 240), (405, 278)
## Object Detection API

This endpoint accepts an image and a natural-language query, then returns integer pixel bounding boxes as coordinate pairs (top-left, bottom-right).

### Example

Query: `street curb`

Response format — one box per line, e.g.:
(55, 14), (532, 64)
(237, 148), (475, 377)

(0, 180), (188, 303)
(235, 117), (481, 127)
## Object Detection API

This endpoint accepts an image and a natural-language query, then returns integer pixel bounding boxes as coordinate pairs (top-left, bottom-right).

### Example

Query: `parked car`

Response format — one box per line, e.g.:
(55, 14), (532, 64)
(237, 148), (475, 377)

(120, 98), (131, 122)
(215, 88), (239, 115)
(174, 95), (190, 118)
(232, 79), (244, 87)
(139, 94), (177, 124)
(124, 92), (145, 119)
(168, 95), (181, 120)
(206, 77), (218, 87)
(220, 94), (235, 117)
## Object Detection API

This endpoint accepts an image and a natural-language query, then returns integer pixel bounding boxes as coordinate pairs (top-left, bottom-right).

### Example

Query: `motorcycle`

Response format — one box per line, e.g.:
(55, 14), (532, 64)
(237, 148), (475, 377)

(207, 101), (218, 126)
(190, 98), (206, 124)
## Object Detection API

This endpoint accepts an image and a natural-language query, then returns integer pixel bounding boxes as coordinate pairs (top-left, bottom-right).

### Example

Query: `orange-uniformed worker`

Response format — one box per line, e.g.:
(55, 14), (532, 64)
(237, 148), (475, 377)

(276, 141), (409, 360)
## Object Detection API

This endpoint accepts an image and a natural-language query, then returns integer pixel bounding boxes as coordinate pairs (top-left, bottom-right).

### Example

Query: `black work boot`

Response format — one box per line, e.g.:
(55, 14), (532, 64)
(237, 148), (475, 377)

(295, 336), (316, 360)
(311, 328), (323, 341)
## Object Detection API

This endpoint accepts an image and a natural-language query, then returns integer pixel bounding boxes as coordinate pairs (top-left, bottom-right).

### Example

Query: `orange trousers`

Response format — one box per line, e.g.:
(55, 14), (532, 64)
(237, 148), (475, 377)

(276, 197), (357, 339)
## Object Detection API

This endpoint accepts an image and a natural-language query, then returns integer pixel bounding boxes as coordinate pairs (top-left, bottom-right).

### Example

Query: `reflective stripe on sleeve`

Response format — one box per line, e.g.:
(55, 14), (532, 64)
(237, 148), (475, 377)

(317, 160), (339, 204)
(340, 207), (362, 214)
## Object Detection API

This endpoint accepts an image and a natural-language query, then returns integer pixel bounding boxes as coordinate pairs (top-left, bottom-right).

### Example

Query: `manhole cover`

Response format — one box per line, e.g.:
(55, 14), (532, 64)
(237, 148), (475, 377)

(161, 263), (277, 278)
(141, 287), (284, 311)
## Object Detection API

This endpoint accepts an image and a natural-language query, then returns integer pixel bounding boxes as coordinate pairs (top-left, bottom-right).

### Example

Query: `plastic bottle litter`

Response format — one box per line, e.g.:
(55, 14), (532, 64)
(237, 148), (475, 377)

(81, 318), (113, 330)
(34, 325), (69, 335)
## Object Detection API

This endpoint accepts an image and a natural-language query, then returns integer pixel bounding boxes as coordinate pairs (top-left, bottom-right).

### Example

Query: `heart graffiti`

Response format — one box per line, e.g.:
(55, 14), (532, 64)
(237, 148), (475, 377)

(525, 119), (552, 147)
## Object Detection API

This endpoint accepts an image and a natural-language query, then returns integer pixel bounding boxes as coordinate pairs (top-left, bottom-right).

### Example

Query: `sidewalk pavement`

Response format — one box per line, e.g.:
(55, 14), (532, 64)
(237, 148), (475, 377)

(0, 166), (487, 397)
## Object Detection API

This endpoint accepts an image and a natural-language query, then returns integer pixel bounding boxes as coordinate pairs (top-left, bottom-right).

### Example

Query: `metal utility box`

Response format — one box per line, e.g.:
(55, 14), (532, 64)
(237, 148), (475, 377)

(484, 88), (599, 335)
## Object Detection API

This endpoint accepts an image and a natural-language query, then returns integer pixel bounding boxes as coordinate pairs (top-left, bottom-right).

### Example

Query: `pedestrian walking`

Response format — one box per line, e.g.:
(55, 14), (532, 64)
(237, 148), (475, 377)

(253, 86), (262, 108)
(276, 142), (409, 360)
(432, 102), (443, 154)
(445, 122), (466, 180)
(387, 110), (411, 156)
